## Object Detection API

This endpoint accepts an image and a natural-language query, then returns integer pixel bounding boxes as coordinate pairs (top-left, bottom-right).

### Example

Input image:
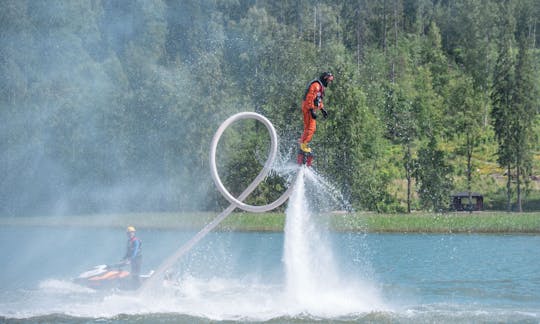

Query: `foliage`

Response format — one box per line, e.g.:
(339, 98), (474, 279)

(2, 211), (540, 234)
(0, 0), (539, 216)
(414, 137), (454, 212)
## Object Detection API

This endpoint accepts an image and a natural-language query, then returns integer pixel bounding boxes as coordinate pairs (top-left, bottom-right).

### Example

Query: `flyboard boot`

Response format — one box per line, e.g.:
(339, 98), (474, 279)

(297, 142), (314, 167)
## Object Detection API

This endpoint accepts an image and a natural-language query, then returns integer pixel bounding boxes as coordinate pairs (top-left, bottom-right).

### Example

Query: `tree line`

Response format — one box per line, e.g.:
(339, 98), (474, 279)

(0, 0), (538, 216)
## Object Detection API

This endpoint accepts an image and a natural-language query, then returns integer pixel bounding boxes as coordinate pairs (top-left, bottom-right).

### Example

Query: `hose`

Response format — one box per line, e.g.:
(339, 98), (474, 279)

(209, 112), (296, 212)
(139, 112), (296, 294)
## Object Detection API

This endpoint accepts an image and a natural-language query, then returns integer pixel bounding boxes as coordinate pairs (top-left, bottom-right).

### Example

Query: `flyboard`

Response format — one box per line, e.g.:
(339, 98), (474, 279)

(138, 112), (299, 293)
(297, 150), (314, 167)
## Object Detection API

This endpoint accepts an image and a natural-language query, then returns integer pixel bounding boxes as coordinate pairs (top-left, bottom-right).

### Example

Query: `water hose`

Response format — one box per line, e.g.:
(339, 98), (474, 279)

(209, 112), (296, 212)
(139, 112), (296, 293)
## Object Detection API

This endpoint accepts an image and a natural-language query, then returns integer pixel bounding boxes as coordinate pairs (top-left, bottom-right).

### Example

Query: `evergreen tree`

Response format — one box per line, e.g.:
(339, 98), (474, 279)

(513, 34), (537, 211)
(490, 1), (517, 211)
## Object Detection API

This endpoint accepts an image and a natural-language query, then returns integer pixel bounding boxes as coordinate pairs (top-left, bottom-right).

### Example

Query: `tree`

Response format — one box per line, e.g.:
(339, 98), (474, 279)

(414, 137), (453, 212)
(422, 21), (448, 93)
(491, 1), (516, 212)
(384, 82), (417, 212)
(445, 72), (484, 211)
(513, 34), (537, 211)
(321, 65), (394, 211)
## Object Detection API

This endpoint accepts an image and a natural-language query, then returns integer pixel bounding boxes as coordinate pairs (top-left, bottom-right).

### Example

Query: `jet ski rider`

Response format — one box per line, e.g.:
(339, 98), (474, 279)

(122, 226), (142, 288)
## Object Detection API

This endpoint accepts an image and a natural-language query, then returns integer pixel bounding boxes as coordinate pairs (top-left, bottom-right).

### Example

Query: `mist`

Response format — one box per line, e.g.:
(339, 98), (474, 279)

(1, 1), (233, 216)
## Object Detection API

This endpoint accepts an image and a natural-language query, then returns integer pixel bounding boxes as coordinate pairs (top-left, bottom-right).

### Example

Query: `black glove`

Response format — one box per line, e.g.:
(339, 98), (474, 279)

(314, 96), (321, 107)
(310, 109), (317, 119)
(321, 108), (328, 119)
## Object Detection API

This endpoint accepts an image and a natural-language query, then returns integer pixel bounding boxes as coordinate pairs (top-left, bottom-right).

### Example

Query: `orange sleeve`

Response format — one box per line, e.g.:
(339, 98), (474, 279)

(304, 82), (323, 110)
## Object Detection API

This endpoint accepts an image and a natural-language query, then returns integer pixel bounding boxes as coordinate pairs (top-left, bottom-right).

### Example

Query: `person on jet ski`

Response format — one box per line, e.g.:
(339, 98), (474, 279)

(121, 226), (142, 288)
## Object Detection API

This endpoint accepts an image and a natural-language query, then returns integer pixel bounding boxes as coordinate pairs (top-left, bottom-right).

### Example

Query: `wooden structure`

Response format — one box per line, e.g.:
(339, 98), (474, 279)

(451, 192), (484, 211)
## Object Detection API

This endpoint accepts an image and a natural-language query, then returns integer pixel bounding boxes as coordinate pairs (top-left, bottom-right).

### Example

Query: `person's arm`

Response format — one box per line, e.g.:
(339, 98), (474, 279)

(313, 93), (323, 110)
(305, 83), (320, 108)
(310, 83), (328, 118)
(305, 83), (322, 118)
(129, 239), (141, 259)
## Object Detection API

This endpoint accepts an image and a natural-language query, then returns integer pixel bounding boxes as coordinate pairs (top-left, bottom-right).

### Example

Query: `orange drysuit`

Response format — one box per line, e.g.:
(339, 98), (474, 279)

(300, 79), (326, 145)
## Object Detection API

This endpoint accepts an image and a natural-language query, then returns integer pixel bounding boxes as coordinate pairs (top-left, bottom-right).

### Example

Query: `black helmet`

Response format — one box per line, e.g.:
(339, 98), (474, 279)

(319, 71), (334, 87)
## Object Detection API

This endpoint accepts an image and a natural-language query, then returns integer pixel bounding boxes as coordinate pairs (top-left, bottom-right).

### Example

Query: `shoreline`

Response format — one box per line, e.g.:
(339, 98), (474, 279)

(1, 211), (539, 234)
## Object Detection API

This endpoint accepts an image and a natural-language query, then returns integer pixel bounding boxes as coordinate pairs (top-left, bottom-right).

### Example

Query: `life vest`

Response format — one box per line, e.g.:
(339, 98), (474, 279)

(126, 236), (142, 260)
(302, 79), (325, 102)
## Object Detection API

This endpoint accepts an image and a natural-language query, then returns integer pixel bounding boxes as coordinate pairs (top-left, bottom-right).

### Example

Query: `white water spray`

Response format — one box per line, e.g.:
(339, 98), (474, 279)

(283, 167), (386, 315)
(284, 168), (337, 299)
(140, 112), (385, 317)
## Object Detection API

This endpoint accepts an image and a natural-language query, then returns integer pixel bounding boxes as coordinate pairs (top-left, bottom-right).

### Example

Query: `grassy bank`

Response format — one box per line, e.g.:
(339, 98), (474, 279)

(331, 212), (540, 233)
(1, 211), (540, 233)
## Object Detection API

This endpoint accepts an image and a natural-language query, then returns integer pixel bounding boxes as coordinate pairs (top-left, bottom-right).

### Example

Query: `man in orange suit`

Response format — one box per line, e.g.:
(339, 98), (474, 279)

(299, 71), (334, 154)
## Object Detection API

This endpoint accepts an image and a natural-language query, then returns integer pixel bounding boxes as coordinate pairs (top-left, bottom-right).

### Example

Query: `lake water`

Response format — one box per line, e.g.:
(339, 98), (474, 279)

(1, 226), (539, 323)
(2, 168), (539, 323)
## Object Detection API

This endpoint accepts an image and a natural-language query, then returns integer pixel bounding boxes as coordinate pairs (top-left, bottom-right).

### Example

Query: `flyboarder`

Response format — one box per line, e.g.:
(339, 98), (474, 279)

(298, 71), (334, 166)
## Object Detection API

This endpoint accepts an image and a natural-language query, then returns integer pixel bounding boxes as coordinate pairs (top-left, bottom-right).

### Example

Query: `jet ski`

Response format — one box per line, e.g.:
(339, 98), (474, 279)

(74, 264), (154, 290)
